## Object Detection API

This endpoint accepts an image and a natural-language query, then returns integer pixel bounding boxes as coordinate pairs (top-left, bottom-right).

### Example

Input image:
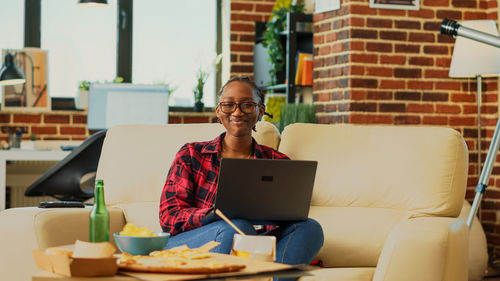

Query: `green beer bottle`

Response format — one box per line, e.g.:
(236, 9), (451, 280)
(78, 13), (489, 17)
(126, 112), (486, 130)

(89, 179), (110, 242)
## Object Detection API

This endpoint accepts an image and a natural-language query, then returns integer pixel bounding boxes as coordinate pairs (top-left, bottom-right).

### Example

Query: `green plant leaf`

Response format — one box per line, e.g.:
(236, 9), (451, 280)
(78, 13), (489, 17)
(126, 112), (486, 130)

(262, 5), (305, 84)
(278, 103), (316, 132)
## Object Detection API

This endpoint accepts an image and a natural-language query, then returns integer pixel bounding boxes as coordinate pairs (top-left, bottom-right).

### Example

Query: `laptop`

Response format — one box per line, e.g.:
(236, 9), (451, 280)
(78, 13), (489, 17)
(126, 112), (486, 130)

(214, 158), (318, 222)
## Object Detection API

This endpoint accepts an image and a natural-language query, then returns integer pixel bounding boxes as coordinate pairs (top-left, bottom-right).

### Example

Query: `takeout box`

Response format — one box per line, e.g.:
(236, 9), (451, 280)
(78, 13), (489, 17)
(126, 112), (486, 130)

(32, 240), (118, 277)
(231, 234), (276, 262)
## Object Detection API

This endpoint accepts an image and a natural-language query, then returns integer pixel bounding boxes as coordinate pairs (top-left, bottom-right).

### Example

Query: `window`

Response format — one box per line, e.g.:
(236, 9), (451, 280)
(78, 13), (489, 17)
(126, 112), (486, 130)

(132, 0), (217, 107)
(0, 1), (24, 101)
(4, 0), (221, 107)
(41, 0), (117, 98)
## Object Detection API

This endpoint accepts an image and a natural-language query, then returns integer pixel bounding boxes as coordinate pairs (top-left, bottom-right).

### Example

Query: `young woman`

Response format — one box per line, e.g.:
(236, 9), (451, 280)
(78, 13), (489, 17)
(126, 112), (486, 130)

(159, 77), (323, 265)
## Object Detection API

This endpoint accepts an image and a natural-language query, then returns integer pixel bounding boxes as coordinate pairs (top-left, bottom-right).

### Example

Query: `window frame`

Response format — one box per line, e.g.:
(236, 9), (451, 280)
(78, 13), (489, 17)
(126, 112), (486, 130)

(24, 0), (222, 104)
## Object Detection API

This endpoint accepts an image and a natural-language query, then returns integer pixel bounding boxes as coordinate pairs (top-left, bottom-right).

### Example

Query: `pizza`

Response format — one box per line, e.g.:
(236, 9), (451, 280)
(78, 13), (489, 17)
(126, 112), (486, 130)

(117, 246), (246, 274)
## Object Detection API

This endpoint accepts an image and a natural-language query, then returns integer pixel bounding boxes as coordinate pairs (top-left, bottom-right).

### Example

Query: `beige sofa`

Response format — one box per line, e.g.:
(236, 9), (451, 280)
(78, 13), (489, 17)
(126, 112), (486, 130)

(0, 122), (487, 281)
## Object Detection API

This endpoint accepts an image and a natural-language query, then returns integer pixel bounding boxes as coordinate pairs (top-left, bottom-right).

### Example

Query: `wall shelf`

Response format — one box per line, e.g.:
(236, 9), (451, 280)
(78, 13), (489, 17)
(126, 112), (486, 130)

(255, 13), (313, 103)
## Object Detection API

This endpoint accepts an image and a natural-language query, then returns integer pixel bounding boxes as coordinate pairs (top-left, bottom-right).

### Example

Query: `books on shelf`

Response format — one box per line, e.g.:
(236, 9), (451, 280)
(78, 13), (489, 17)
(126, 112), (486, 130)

(295, 52), (312, 86)
(301, 57), (313, 86)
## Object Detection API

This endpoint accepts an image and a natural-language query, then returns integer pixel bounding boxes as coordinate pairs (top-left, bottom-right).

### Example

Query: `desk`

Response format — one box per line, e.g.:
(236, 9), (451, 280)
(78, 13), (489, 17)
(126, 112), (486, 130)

(0, 149), (70, 211)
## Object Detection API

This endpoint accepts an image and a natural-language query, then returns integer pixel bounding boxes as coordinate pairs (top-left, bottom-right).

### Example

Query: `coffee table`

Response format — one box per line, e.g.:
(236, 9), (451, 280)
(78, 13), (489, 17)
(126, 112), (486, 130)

(32, 267), (312, 281)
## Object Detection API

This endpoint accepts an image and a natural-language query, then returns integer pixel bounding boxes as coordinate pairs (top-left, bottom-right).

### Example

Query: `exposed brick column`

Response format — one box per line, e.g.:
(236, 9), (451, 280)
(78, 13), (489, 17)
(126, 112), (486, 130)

(313, 6), (351, 124)
(230, 0), (275, 79)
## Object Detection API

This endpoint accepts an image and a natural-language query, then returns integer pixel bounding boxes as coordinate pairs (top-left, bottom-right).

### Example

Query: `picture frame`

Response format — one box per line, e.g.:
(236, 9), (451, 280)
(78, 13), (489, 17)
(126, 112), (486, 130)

(1, 48), (51, 112)
(369, 0), (420, 11)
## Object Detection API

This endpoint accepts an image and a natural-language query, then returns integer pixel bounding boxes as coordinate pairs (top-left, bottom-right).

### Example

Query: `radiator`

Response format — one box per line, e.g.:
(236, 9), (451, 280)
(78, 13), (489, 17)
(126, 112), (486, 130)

(7, 186), (54, 208)
(6, 160), (59, 208)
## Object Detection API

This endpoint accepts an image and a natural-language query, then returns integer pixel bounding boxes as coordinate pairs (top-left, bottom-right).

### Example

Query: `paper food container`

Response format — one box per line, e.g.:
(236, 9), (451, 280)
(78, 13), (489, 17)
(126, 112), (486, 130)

(32, 240), (118, 277)
(231, 234), (276, 262)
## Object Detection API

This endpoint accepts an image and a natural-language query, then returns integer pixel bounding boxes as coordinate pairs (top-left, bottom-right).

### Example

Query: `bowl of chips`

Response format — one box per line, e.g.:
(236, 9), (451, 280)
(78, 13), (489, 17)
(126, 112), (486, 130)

(114, 223), (170, 256)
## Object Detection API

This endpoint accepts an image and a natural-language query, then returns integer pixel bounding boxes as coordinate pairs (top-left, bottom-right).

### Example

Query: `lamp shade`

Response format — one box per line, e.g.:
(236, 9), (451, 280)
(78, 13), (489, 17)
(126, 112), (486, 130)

(0, 53), (26, 86)
(449, 20), (500, 78)
(78, 0), (108, 5)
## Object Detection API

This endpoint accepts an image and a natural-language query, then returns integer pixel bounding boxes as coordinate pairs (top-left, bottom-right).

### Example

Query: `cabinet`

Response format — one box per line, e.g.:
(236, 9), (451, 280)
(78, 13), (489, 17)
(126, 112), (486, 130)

(254, 13), (313, 103)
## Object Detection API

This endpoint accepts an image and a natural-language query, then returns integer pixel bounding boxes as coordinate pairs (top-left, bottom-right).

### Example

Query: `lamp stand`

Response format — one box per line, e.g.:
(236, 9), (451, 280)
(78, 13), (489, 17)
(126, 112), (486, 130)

(466, 76), (500, 228)
(477, 75), (482, 179)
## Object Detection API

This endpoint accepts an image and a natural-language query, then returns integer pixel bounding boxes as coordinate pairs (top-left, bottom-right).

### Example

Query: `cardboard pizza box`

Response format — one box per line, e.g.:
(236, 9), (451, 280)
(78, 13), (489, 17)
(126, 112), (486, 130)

(32, 241), (118, 277)
(118, 253), (296, 281)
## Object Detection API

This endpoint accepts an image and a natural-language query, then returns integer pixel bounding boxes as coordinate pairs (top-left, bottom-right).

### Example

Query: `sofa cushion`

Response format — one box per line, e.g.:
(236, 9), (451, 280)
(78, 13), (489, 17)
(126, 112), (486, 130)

(279, 123), (468, 217)
(113, 202), (162, 233)
(97, 121), (280, 206)
(0, 207), (125, 281)
(310, 206), (406, 267)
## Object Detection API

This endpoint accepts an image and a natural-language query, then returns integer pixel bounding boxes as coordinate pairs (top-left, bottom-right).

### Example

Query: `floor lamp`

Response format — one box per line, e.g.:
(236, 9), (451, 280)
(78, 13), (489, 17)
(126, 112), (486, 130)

(447, 20), (500, 228)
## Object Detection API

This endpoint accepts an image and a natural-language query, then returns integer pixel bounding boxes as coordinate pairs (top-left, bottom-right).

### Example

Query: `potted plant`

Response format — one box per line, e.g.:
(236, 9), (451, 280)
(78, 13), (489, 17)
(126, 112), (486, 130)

(193, 68), (209, 112)
(278, 103), (316, 132)
(262, 1), (304, 84)
(77, 77), (123, 110)
(21, 133), (36, 150)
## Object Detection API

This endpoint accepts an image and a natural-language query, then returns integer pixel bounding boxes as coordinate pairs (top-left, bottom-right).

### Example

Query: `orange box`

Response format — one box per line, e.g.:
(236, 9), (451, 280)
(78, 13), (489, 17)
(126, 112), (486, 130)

(301, 57), (313, 86)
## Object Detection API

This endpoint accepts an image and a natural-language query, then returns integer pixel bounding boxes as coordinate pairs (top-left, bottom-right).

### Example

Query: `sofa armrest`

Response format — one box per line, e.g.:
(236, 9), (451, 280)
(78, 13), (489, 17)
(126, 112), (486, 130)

(373, 217), (468, 281)
(0, 206), (125, 281)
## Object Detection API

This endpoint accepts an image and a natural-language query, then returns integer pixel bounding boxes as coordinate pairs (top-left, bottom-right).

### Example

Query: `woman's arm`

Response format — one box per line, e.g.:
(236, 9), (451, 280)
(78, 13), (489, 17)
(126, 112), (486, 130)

(159, 145), (212, 235)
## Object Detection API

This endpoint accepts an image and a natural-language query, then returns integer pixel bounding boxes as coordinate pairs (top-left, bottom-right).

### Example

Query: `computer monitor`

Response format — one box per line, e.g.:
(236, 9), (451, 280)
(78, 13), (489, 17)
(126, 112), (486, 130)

(24, 130), (106, 201)
(87, 83), (170, 130)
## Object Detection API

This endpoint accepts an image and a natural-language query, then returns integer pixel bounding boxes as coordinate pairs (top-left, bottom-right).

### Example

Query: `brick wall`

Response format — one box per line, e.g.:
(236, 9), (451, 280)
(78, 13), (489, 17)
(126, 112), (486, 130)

(0, 111), (89, 143)
(0, 110), (219, 144)
(230, 0), (275, 78)
(313, 0), (500, 259)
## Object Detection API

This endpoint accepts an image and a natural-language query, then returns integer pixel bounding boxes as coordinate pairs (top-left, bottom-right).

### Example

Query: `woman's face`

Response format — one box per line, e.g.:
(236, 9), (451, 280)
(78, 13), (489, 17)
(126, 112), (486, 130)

(216, 81), (264, 138)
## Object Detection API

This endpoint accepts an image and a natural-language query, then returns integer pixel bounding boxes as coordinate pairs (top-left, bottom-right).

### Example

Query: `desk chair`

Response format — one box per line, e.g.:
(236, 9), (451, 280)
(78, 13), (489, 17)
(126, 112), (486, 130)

(24, 130), (106, 201)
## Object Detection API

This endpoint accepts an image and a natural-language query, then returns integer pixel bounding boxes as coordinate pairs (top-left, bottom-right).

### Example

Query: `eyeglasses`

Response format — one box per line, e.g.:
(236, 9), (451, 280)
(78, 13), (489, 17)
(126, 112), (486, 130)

(218, 102), (260, 114)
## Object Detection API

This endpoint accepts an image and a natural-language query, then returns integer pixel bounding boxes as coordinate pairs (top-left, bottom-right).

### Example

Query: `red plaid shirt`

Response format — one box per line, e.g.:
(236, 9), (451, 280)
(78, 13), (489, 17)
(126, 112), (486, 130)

(159, 133), (289, 236)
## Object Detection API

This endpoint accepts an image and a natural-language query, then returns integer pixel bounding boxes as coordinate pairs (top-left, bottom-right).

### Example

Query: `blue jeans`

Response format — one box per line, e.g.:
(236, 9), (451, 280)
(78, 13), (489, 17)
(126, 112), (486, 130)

(165, 218), (324, 265)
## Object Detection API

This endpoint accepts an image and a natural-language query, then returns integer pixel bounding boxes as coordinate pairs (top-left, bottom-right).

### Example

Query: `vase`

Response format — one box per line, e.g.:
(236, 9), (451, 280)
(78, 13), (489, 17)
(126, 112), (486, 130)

(76, 90), (88, 110)
(194, 101), (204, 112)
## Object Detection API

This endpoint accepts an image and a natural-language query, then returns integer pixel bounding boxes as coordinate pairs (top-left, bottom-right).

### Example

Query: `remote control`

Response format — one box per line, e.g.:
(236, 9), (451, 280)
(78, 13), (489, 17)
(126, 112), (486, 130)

(39, 201), (85, 208)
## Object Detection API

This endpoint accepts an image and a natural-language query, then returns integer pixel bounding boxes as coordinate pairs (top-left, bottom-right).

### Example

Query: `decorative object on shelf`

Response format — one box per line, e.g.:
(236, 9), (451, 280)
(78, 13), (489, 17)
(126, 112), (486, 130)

(8, 128), (22, 149)
(78, 80), (91, 92)
(278, 103), (315, 132)
(0, 48), (50, 111)
(21, 134), (36, 150)
(264, 94), (286, 123)
(262, 1), (305, 84)
(193, 68), (209, 112)
(294, 52), (312, 85)
(301, 56), (313, 86)
(369, 0), (419, 10)
(77, 80), (91, 110)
